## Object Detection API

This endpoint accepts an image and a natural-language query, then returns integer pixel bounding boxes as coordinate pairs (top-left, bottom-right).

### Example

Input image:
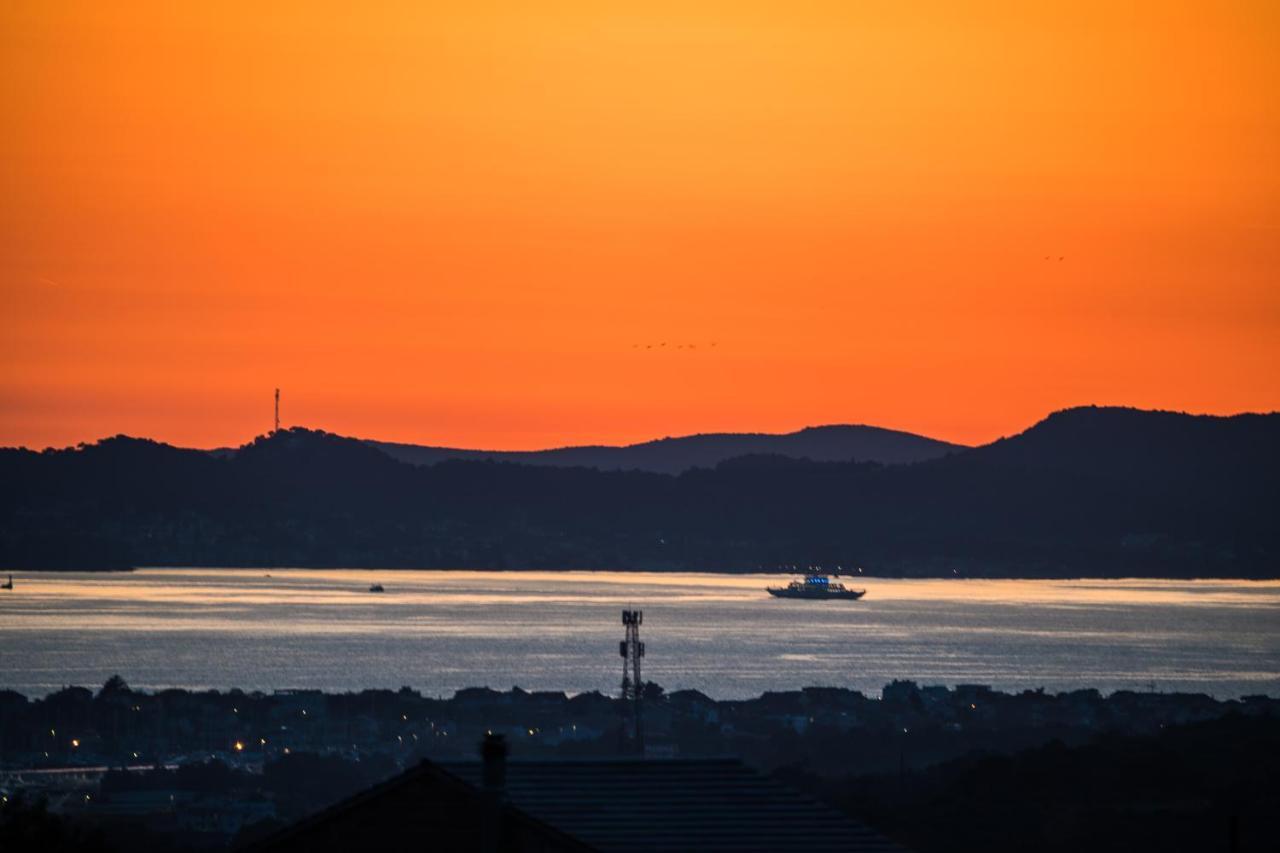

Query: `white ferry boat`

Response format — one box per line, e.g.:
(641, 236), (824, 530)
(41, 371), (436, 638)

(766, 574), (865, 600)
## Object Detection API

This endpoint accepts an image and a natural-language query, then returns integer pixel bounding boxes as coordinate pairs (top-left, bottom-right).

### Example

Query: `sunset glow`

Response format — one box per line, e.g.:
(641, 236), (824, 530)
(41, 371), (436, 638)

(3, 1), (1277, 449)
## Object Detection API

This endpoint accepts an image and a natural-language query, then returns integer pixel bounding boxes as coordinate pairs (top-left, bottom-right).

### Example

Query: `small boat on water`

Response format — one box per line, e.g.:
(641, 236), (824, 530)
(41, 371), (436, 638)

(1, 575), (12, 590)
(767, 574), (864, 600)
(368, 583), (385, 593)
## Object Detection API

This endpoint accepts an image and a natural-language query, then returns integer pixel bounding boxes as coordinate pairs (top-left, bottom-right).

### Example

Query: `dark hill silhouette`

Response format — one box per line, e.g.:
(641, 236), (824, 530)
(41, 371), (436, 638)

(364, 424), (965, 473)
(965, 406), (1276, 481)
(1, 408), (1275, 576)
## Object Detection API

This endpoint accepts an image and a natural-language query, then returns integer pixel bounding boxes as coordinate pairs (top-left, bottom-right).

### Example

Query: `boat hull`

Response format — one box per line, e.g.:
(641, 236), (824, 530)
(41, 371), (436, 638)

(766, 588), (865, 600)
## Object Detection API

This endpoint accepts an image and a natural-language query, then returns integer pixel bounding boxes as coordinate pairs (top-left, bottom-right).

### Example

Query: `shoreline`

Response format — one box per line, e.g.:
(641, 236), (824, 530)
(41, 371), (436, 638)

(6, 565), (1280, 581)
(4, 679), (1279, 704)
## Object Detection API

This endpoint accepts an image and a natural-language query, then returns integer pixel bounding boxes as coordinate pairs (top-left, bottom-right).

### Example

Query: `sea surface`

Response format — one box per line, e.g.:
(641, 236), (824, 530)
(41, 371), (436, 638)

(1, 569), (1277, 700)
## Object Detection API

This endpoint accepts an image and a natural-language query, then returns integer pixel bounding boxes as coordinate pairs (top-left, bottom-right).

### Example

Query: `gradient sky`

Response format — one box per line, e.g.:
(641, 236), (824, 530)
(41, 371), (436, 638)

(3, 1), (1277, 450)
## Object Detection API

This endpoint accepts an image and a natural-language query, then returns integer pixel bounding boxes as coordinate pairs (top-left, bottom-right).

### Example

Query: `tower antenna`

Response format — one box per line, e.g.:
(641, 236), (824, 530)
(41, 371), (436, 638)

(619, 609), (645, 754)
(274, 388), (280, 434)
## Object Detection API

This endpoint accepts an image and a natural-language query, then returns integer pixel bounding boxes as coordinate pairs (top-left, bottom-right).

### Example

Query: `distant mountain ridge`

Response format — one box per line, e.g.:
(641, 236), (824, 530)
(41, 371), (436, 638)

(968, 405), (1277, 476)
(2, 406), (1276, 577)
(365, 424), (966, 473)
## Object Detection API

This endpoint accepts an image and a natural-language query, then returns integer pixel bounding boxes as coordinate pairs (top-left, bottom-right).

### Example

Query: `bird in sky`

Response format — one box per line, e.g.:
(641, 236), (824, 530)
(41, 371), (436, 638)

(632, 341), (720, 351)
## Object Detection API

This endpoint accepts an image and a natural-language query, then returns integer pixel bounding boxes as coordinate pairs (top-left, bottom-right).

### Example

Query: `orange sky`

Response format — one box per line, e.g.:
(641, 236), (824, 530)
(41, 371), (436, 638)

(2, 1), (1278, 450)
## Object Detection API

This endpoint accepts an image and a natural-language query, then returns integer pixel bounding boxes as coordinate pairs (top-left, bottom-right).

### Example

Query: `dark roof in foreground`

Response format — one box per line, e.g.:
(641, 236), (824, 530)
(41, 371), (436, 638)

(251, 758), (594, 853)
(255, 753), (903, 853)
(437, 757), (902, 852)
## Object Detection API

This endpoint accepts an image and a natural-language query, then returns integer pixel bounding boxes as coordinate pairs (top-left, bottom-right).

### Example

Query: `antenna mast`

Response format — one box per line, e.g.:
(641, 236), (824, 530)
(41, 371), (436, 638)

(274, 388), (280, 434)
(620, 609), (645, 754)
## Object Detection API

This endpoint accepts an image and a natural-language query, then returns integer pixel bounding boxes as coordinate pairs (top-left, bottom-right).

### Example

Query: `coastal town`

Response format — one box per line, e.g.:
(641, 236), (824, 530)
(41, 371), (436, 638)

(3, 676), (1276, 849)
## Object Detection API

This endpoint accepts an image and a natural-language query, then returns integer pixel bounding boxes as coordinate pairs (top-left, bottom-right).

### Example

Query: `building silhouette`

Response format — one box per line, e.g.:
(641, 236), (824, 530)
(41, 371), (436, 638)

(255, 734), (902, 852)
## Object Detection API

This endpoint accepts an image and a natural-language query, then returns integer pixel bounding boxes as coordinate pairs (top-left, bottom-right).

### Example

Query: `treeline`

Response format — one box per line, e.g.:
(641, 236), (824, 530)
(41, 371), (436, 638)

(780, 714), (1280, 853)
(1, 407), (1276, 576)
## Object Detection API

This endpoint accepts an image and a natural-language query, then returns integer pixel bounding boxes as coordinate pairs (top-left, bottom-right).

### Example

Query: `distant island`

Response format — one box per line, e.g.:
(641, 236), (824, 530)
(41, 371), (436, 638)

(362, 423), (966, 473)
(1, 406), (1276, 577)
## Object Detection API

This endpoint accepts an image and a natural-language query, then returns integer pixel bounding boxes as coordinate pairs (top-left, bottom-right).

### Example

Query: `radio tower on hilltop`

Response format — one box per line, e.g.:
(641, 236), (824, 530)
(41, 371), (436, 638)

(274, 388), (281, 434)
(620, 609), (645, 754)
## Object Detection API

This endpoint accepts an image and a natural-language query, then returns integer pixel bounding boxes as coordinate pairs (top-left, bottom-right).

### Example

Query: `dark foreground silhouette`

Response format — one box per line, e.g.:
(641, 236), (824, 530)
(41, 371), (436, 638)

(2, 406), (1276, 576)
(2, 714), (1275, 852)
(781, 715), (1280, 853)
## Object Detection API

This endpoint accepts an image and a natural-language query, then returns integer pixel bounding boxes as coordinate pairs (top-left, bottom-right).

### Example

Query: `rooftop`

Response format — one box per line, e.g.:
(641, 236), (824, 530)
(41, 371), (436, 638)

(441, 757), (901, 853)
(256, 749), (902, 852)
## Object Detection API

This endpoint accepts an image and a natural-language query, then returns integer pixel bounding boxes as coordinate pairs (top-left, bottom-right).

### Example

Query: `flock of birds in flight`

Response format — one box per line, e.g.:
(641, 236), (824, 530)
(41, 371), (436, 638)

(631, 342), (719, 350)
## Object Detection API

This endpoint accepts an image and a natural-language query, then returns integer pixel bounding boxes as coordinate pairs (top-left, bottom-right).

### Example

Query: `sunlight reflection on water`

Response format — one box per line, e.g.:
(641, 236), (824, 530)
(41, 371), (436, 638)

(2, 569), (1277, 699)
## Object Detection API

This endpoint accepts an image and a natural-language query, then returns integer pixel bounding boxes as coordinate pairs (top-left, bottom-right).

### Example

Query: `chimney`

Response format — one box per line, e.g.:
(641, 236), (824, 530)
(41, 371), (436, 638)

(481, 732), (508, 794)
(479, 733), (508, 853)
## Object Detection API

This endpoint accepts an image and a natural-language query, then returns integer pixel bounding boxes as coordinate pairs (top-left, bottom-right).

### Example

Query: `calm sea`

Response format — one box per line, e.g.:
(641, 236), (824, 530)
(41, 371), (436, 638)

(1, 569), (1277, 699)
